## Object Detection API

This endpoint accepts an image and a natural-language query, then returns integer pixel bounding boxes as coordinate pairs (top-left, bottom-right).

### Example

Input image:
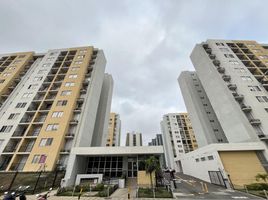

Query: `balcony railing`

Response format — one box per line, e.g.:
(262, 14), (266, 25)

(18, 145), (34, 153)
(249, 119), (261, 126)
(213, 60), (220, 66)
(240, 104), (252, 112)
(227, 84), (237, 91)
(3, 145), (18, 153)
(232, 93), (244, 101)
(222, 75), (231, 82)
(10, 162), (26, 171)
(217, 67), (225, 73)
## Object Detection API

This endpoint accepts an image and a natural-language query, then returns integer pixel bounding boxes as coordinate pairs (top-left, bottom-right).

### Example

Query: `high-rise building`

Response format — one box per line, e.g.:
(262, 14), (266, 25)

(0, 46), (113, 172)
(106, 113), (121, 146)
(148, 134), (163, 146)
(125, 132), (142, 146)
(178, 39), (268, 187)
(161, 113), (198, 170)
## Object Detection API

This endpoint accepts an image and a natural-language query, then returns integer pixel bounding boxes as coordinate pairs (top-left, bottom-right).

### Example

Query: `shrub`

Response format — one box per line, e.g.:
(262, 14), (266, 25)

(246, 183), (268, 190)
(94, 183), (104, 191)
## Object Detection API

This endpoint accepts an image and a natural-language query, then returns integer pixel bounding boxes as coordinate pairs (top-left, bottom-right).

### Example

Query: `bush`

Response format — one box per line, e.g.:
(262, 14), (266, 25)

(246, 183), (268, 190)
(94, 183), (104, 191)
(138, 187), (173, 198)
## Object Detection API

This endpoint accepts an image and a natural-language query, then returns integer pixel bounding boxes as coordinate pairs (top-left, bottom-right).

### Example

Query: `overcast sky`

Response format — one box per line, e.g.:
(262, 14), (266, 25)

(0, 0), (268, 145)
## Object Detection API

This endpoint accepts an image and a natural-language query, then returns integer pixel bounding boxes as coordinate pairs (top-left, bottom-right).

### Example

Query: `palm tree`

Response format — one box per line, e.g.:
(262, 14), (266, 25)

(256, 173), (268, 183)
(145, 156), (160, 190)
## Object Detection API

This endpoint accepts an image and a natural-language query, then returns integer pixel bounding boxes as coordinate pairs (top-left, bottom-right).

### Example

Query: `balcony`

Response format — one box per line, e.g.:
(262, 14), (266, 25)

(222, 75), (231, 82)
(65, 133), (75, 139)
(18, 145), (34, 153)
(258, 134), (268, 140)
(20, 116), (33, 124)
(10, 162), (26, 171)
(217, 67), (225, 73)
(209, 54), (216, 60)
(205, 48), (212, 54)
(3, 145), (17, 153)
(227, 84), (237, 91)
(70, 119), (79, 125)
(60, 149), (70, 154)
(232, 93), (244, 102)
(213, 59), (220, 66)
(240, 104), (252, 112)
(249, 119), (261, 126)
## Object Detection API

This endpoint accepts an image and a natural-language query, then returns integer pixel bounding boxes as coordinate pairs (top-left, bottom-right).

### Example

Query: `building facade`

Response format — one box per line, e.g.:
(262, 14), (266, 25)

(148, 134), (163, 146)
(106, 113), (121, 146)
(161, 113), (198, 170)
(0, 46), (113, 172)
(178, 39), (268, 187)
(125, 132), (142, 146)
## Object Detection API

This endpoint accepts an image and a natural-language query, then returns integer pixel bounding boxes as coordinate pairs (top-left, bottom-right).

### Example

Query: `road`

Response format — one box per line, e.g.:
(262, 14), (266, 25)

(173, 173), (263, 199)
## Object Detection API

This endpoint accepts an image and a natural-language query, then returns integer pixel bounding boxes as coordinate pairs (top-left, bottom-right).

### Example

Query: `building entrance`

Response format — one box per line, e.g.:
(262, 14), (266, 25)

(128, 157), (137, 177)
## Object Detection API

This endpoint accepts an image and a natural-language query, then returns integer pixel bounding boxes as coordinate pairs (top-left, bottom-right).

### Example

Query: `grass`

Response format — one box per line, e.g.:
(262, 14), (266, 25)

(138, 187), (173, 198)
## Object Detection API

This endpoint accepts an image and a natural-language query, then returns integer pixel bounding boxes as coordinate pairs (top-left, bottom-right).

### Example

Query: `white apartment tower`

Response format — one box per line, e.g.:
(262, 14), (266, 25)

(125, 132), (142, 146)
(179, 39), (268, 170)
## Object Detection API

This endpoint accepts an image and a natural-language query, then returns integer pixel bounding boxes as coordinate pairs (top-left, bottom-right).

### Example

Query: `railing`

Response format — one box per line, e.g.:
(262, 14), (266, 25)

(10, 162), (26, 171)
(18, 145), (34, 152)
(3, 145), (17, 153)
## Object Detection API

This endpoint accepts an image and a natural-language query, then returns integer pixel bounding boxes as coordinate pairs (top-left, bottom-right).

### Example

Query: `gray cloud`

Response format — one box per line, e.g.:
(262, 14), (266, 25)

(0, 0), (268, 144)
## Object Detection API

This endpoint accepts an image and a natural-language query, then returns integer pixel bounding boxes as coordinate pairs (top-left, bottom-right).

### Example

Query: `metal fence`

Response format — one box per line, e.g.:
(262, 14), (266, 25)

(0, 171), (65, 194)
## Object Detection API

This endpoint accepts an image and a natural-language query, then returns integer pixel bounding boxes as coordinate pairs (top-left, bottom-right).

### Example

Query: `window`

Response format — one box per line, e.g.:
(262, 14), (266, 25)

(46, 124), (59, 131)
(74, 61), (82, 65)
(234, 67), (246, 73)
(71, 67), (80, 71)
(79, 50), (87, 54)
(0, 79), (5, 83)
(216, 42), (224, 46)
(32, 155), (40, 163)
(22, 92), (33, 98)
(201, 157), (206, 161)
(56, 100), (68, 106)
(229, 60), (239, 65)
(256, 96), (268, 103)
(15, 102), (27, 108)
(39, 155), (47, 163)
(77, 55), (85, 59)
(241, 76), (253, 81)
(224, 54), (235, 58)
(248, 86), (261, 91)
(0, 125), (13, 133)
(3, 72), (11, 77)
(68, 74), (78, 79)
(8, 113), (20, 120)
(42, 64), (49, 68)
(65, 82), (75, 87)
(61, 90), (71, 96)
(38, 69), (47, 74)
(39, 138), (53, 147)
(208, 156), (214, 160)
(52, 111), (63, 118)
(8, 66), (16, 70)
(259, 55), (268, 59)
(13, 60), (21, 64)
(47, 57), (54, 61)
(195, 158), (199, 162)
(28, 84), (38, 89)
(219, 48), (229, 52)
(34, 77), (43, 81)
(265, 108), (268, 113)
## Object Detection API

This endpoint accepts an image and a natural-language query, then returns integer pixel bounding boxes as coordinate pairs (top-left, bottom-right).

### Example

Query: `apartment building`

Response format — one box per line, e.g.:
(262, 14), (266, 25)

(106, 113), (121, 146)
(0, 46), (113, 172)
(125, 132), (143, 146)
(148, 134), (163, 146)
(178, 39), (268, 188)
(161, 113), (198, 170)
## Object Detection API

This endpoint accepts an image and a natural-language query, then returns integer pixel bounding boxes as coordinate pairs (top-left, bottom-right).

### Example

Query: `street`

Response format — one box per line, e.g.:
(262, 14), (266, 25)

(173, 173), (262, 199)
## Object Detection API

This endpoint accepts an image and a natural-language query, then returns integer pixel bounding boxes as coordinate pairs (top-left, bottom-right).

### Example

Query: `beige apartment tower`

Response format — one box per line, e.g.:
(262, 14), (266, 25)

(106, 113), (121, 146)
(0, 46), (113, 172)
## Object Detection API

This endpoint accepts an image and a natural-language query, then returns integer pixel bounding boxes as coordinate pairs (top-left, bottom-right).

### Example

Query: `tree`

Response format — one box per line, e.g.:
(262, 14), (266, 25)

(145, 156), (160, 190)
(255, 173), (268, 183)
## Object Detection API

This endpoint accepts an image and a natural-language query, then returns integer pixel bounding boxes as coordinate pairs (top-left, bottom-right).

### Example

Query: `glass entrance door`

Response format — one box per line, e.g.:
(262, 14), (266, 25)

(127, 157), (137, 177)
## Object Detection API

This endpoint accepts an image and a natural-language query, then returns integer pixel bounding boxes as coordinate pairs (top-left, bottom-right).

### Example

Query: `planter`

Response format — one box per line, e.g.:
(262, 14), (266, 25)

(118, 179), (125, 188)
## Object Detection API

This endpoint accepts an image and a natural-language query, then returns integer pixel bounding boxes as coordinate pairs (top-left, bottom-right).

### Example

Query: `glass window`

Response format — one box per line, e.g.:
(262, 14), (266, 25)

(0, 125), (13, 133)
(241, 76), (253, 81)
(68, 74), (78, 79)
(56, 100), (68, 106)
(248, 86), (261, 91)
(224, 54), (235, 58)
(28, 84), (38, 89)
(52, 111), (63, 118)
(39, 155), (47, 163)
(65, 82), (75, 87)
(256, 96), (268, 102)
(15, 102), (27, 108)
(71, 67), (80, 71)
(61, 90), (71, 96)
(46, 124), (59, 131)
(32, 155), (40, 163)
(8, 113), (20, 120)
(33, 77), (43, 81)
(229, 60), (239, 65)
(208, 156), (214, 160)
(219, 48), (229, 52)
(22, 92), (33, 98)
(216, 43), (224, 46)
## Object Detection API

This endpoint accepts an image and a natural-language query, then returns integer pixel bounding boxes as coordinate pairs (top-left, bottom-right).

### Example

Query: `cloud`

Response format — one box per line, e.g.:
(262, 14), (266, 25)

(0, 0), (268, 145)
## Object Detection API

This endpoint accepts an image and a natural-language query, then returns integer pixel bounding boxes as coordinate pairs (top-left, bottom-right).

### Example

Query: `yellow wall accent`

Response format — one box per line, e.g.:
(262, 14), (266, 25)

(137, 170), (155, 188)
(106, 113), (116, 146)
(219, 151), (266, 187)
